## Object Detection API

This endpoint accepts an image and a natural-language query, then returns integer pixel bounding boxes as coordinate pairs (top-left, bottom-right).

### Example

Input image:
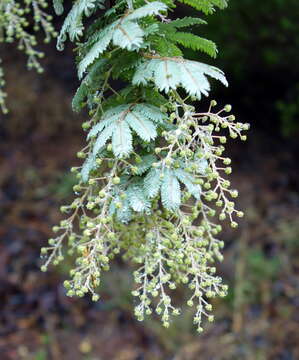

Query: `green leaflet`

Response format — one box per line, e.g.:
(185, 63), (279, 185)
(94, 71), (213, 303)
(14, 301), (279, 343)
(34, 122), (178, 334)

(100, 86), (140, 111)
(143, 166), (200, 208)
(166, 32), (217, 58)
(127, 185), (151, 213)
(78, 2), (167, 78)
(168, 17), (207, 28)
(158, 20), (217, 58)
(87, 103), (166, 159)
(144, 167), (162, 199)
(161, 169), (181, 211)
(194, 158), (209, 175)
(178, 0), (228, 14)
(125, 112), (157, 141)
(133, 58), (228, 99)
(111, 52), (142, 80)
(140, 88), (168, 108)
(144, 23), (160, 36)
(57, 0), (103, 50)
(110, 195), (133, 223)
(78, 20), (142, 78)
(112, 121), (133, 158)
(81, 153), (97, 183)
(112, 21), (144, 50)
(152, 38), (183, 57)
(116, 200), (133, 223)
(134, 154), (157, 175)
(133, 103), (166, 123)
(125, 2), (167, 20)
(72, 82), (89, 113)
(72, 59), (107, 112)
(87, 115), (119, 140)
(109, 181), (151, 222)
(78, 23), (115, 78)
(93, 123), (116, 155)
(174, 169), (201, 199)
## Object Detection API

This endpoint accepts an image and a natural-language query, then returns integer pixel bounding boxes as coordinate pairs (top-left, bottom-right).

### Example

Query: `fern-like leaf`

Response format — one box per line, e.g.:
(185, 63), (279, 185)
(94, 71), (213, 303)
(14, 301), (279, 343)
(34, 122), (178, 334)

(161, 169), (181, 211)
(57, 0), (102, 50)
(89, 103), (165, 158)
(78, 2), (167, 78)
(72, 59), (107, 112)
(81, 153), (96, 182)
(78, 20), (143, 78)
(113, 21), (145, 51)
(78, 24), (115, 78)
(133, 103), (166, 123)
(112, 121), (133, 158)
(93, 123), (116, 155)
(169, 17), (207, 28)
(174, 169), (201, 199)
(153, 38), (183, 57)
(133, 58), (228, 99)
(87, 116), (117, 140)
(144, 167), (162, 198)
(126, 1), (167, 21)
(114, 197), (133, 223)
(134, 154), (157, 175)
(126, 112), (157, 141)
(194, 158), (209, 175)
(72, 82), (89, 113)
(127, 185), (151, 212)
(167, 32), (217, 58)
(178, 0), (228, 14)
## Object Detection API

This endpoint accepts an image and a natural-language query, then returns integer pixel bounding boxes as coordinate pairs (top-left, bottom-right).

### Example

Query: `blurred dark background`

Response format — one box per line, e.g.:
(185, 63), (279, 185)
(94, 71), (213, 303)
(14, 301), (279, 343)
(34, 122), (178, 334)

(1, 1), (299, 359)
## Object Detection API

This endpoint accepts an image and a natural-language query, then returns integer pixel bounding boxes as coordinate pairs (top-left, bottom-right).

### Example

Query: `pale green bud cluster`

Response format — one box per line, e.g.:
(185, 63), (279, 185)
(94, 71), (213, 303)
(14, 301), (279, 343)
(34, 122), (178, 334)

(0, 0), (56, 112)
(0, 61), (7, 113)
(0, 0), (245, 335)
(42, 94), (249, 332)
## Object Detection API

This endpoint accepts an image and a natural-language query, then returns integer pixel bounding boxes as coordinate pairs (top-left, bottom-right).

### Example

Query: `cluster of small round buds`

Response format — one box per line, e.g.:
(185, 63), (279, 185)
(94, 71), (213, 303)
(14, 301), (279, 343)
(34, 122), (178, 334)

(27, 50), (250, 330)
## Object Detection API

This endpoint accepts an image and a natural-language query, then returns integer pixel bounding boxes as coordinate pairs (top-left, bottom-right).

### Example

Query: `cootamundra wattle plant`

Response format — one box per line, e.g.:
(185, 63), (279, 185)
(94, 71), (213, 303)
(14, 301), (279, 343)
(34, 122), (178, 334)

(3, 0), (250, 331)
(0, 0), (57, 113)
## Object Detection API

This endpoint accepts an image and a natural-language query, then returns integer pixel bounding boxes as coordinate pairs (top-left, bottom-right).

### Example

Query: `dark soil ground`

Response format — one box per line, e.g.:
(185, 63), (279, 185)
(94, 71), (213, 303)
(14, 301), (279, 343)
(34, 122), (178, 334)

(1, 47), (299, 360)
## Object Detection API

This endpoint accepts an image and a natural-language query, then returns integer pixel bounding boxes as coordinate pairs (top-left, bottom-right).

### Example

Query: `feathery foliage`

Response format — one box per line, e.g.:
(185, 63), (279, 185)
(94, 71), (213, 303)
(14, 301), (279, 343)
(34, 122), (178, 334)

(86, 103), (165, 157)
(40, 0), (250, 332)
(158, 21), (218, 57)
(57, 0), (104, 49)
(133, 57), (228, 99)
(178, 0), (228, 14)
(3, 0), (249, 332)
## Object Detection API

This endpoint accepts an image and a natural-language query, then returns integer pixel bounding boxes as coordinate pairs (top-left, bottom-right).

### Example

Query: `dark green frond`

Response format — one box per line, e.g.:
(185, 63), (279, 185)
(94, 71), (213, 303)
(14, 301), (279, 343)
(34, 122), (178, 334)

(168, 16), (207, 28)
(167, 31), (218, 58)
(177, 0), (228, 13)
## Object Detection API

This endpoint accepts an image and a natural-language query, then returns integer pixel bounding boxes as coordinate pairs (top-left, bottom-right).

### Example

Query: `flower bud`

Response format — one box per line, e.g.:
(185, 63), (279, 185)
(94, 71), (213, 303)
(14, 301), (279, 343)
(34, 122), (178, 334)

(224, 104), (232, 112)
(112, 177), (120, 184)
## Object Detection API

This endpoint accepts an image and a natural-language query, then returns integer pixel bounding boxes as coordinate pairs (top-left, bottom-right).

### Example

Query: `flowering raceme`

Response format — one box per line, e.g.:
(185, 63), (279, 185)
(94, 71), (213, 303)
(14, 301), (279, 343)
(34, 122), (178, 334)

(0, 0), (56, 112)
(1, 0), (250, 332)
